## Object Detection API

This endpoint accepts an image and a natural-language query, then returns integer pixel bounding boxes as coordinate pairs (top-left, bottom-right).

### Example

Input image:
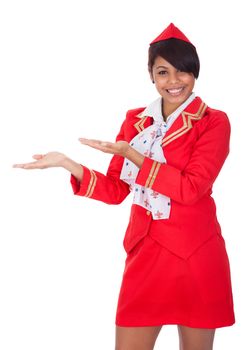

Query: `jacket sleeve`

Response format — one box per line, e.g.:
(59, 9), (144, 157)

(135, 112), (231, 205)
(70, 119), (131, 204)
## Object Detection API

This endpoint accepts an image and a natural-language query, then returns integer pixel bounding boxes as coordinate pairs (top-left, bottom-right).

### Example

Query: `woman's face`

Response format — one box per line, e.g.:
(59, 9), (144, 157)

(150, 56), (195, 114)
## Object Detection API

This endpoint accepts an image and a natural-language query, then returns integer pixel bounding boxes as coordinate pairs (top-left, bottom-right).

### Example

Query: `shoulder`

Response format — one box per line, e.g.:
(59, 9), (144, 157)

(125, 107), (146, 120)
(205, 106), (230, 126)
(124, 106), (148, 132)
(198, 106), (231, 136)
(116, 107), (148, 141)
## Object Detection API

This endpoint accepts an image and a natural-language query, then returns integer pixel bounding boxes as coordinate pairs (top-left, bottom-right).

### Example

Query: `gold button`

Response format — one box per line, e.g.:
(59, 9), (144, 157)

(146, 210), (151, 216)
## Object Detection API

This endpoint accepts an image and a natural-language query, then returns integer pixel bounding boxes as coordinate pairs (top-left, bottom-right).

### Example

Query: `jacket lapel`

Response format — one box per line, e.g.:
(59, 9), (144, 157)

(133, 112), (153, 133)
(132, 96), (207, 146)
(162, 97), (207, 147)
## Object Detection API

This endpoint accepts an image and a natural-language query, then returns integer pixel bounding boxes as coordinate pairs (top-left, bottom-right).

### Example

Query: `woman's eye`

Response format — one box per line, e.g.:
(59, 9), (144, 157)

(158, 70), (167, 75)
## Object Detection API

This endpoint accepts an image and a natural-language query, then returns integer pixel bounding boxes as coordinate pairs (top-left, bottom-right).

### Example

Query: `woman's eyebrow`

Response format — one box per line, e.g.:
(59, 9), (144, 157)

(156, 65), (169, 69)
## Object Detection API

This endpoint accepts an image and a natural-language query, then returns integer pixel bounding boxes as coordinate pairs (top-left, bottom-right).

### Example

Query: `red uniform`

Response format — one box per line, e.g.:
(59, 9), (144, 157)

(70, 96), (235, 328)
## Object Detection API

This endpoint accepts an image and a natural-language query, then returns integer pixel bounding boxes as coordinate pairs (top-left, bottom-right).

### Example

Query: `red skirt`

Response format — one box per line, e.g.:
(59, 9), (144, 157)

(115, 233), (235, 328)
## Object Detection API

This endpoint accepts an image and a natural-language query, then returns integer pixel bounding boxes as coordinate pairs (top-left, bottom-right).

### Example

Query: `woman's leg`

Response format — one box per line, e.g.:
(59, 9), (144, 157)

(115, 326), (162, 350)
(177, 325), (216, 350)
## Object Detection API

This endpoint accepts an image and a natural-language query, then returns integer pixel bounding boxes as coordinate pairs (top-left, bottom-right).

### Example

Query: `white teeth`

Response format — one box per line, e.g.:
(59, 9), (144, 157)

(167, 87), (183, 94)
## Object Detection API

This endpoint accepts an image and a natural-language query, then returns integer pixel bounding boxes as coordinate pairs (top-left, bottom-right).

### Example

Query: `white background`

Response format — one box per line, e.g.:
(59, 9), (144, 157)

(0, 0), (243, 349)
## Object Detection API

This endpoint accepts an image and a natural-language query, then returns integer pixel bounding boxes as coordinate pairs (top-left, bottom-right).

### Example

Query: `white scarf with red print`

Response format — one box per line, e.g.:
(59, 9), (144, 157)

(120, 93), (195, 220)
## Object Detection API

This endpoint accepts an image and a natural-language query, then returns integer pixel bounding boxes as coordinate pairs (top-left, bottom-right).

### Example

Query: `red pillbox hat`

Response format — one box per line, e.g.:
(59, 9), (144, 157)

(150, 23), (194, 46)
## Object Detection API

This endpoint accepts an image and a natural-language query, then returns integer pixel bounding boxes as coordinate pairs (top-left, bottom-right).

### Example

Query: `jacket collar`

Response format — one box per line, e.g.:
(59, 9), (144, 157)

(162, 96), (207, 146)
(133, 96), (207, 147)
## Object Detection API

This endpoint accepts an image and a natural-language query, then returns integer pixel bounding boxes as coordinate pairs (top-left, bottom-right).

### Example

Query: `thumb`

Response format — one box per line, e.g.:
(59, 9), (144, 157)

(32, 154), (44, 160)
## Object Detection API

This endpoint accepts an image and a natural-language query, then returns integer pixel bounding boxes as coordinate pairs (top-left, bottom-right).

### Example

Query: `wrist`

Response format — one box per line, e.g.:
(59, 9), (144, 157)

(62, 157), (84, 182)
(59, 154), (71, 168)
(125, 145), (144, 168)
(123, 143), (132, 158)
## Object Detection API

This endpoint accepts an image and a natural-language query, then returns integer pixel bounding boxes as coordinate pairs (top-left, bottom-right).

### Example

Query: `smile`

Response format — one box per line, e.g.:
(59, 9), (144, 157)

(166, 87), (185, 96)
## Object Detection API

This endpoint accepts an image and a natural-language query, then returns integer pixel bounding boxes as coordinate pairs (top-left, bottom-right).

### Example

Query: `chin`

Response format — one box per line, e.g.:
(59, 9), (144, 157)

(164, 95), (186, 105)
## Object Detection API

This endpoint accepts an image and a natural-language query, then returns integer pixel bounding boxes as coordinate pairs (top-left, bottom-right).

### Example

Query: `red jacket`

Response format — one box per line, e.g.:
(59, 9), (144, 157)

(71, 97), (231, 259)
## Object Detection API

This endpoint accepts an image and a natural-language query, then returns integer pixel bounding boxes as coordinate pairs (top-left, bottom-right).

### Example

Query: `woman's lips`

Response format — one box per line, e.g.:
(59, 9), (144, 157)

(166, 87), (184, 96)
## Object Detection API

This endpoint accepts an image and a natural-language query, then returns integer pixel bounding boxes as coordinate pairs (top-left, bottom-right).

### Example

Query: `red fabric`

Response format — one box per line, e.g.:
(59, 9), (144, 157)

(71, 165), (91, 196)
(71, 96), (231, 259)
(70, 96), (235, 327)
(150, 23), (193, 46)
(115, 234), (235, 327)
(133, 102), (231, 258)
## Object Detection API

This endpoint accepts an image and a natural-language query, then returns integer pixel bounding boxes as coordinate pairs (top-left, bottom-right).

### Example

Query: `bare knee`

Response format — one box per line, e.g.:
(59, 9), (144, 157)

(177, 325), (216, 350)
(115, 325), (162, 350)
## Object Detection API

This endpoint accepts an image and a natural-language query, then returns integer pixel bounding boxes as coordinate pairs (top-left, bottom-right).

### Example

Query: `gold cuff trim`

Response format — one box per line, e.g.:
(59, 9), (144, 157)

(145, 161), (157, 187)
(85, 170), (97, 198)
(148, 162), (161, 189)
(145, 161), (161, 188)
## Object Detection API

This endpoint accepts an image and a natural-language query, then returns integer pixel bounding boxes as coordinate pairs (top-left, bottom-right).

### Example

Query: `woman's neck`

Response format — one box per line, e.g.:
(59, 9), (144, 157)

(161, 100), (180, 121)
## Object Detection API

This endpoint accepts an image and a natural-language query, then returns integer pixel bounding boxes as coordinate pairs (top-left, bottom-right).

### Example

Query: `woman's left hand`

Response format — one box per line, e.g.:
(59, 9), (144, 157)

(79, 138), (130, 157)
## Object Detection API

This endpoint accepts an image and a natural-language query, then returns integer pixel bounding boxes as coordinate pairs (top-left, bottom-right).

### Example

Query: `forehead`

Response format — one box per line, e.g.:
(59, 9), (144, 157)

(153, 56), (174, 69)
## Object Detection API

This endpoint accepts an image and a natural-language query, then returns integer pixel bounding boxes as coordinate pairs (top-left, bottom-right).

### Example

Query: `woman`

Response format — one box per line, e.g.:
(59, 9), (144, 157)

(14, 23), (235, 350)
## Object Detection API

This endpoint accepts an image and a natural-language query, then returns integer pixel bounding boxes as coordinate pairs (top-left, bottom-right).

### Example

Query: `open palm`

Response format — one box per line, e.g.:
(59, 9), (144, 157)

(79, 138), (129, 156)
(13, 152), (66, 170)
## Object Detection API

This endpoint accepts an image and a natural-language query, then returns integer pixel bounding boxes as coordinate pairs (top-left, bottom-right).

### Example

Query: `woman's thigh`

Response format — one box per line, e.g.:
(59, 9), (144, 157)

(177, 325), (216, 350)
(115, 325), (162, 350)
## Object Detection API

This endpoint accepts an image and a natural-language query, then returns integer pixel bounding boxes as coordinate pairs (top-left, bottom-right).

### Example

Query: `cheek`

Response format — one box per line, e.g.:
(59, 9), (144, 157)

(155, 80), (167, 91)
(182, 76), (195, 90)
(155, 76), (167, 85)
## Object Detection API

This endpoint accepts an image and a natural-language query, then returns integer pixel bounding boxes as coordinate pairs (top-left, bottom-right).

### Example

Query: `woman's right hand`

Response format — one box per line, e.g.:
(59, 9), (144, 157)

(13, 152), (84, 181)
(13, 152), (67, 170)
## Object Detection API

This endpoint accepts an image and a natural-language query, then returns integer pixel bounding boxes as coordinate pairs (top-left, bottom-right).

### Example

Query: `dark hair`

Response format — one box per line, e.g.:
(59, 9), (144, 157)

(148, 38), (200, 79)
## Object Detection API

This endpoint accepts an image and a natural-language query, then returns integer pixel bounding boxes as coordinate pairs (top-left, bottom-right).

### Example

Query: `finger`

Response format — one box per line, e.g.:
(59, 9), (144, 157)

(13, 154), (44, 168)
(79, 138), (102, 145)
(79, 138), (112, 148)
(32, 154), (45, 160)
(13, 163), (26, 168)
(79, 138), (101, 149)
(13, 161), (43, 169)
(81, 142), (109, 152)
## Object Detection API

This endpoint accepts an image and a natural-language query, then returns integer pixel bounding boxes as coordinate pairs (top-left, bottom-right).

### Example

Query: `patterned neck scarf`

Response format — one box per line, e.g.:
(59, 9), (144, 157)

(120, 93), (195, 220)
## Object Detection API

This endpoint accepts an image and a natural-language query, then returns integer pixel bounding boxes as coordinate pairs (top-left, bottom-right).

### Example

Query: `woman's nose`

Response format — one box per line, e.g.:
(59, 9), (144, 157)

(168, 72), (180, 84)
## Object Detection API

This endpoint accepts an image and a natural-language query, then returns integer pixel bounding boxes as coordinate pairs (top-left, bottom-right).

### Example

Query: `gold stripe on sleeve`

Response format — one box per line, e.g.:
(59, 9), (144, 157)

(87, 170), (97, 198)
(148, 162), (161, 189)
(145, 161), (157, 188)
(85, 169), (96, 198)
